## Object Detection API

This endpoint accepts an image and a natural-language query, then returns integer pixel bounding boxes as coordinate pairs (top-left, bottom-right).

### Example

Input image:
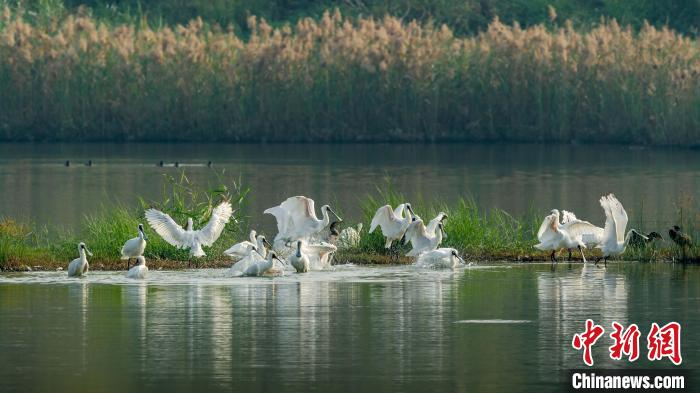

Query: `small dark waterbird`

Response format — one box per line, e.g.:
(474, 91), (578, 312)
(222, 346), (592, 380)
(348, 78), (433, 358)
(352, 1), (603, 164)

(669, 226), (692, 261)
(628, 230), (663, 248)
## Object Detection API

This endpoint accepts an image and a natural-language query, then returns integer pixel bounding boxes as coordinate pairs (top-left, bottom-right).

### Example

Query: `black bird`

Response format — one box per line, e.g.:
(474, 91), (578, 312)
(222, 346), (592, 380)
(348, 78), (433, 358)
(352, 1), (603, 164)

(628, 230), (663, 248)
(669, 226), (692, 261)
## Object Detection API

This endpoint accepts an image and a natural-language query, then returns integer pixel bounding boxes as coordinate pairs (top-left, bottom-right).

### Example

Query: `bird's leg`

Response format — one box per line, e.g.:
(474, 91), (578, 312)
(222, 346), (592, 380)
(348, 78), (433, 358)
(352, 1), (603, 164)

(594, 257), (601, 267)
(550, 250), (557, 263)
(126, 258), (131, 270)
(578, 245), (587, 264)
(568, 249), (572, 261)
(604, 257), (608, 268)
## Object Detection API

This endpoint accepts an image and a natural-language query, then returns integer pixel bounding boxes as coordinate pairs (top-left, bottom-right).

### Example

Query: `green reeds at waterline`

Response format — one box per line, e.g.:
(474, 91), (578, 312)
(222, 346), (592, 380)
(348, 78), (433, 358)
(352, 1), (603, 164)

(2, 8), (700, 144)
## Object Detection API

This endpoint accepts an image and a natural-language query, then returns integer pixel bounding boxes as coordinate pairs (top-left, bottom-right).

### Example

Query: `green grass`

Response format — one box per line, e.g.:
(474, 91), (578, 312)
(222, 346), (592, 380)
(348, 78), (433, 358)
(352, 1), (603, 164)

(1, 179), (699, 271)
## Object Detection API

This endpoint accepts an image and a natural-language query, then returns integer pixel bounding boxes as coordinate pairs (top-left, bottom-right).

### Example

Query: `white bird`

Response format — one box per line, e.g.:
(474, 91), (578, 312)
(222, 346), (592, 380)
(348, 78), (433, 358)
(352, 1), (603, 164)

(223, 230), (271, 261)
(535, 210), (587, 263)
(369, 203), (416, 249)
(426, 212), (448, 237)
(126, 256), (148, 279)
(121, 223), (148, 270)
(596, 194), (636, 266)
(145, 201), (233, 257)
(67, 242), (92, 277)
(556, 210), (604, 260)
(403, 218), (445, 257)
(264, 196), (342, 250)
(228, 245), (260, 275)
(289, 240), (310, 273)
(243, 251), (285, 277)
(415, 248), (465, 269)
(338, 223), (363, 249)
(303, 242), (338, 270)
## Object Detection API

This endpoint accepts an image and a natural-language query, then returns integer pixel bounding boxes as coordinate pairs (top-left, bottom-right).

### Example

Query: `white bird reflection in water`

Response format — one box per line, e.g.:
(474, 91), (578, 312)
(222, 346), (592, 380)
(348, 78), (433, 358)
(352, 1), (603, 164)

(537, 263), (629, 377)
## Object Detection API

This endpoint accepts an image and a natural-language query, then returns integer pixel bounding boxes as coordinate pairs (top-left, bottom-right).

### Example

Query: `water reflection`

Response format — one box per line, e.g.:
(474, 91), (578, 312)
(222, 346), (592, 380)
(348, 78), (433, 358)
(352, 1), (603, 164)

(0, 264), (698, 393)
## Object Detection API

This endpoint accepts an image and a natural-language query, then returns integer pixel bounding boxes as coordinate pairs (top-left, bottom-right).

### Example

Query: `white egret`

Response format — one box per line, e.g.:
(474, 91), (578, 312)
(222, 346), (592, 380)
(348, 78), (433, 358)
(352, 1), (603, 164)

(224, 230), (271, 261)
(535, 210), (587, 263)
(264, 196), (342, 250)
(67, 242), (92, 277)
(403, 219), (445, 257)
(243, 251), (285, 277)
(289, 241), (310, 273)
(121, 223), (148, 270)
(145, 201), (233, 257)
(369, 203), (416, 249)
(415, 248), (465, 269)
(126, 256), (148, 279)
(338, 223), (363, 249)
(595, 194), (636, 266)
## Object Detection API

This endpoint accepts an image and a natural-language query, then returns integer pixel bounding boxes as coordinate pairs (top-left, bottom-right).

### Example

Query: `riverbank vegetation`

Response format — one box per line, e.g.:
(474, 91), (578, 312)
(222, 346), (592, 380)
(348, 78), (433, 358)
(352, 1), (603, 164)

(2, 5), (700, 145)
(1, 177), (698, 271)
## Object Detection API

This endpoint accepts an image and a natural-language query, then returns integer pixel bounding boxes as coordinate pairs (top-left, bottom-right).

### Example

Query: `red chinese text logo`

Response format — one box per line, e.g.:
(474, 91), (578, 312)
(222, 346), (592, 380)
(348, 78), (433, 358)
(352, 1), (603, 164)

(572, 319), (605, 366)
(647, 322), (682, 365)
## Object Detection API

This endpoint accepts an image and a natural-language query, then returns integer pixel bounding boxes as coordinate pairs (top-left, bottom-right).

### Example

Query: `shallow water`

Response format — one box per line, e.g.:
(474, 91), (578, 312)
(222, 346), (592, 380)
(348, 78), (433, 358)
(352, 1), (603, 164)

(1, 143), (698, 233)
(0, 262), (697, 392)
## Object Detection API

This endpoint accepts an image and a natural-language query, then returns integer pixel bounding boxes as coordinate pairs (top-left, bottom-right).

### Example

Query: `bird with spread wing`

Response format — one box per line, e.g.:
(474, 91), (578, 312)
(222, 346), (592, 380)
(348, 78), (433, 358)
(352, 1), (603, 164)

(145, 201), (233, 258)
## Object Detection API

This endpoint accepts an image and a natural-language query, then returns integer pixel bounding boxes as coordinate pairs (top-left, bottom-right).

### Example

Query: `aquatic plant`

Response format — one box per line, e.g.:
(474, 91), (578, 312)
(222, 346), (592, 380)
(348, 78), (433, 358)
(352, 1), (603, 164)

(2, 8), (700, 144)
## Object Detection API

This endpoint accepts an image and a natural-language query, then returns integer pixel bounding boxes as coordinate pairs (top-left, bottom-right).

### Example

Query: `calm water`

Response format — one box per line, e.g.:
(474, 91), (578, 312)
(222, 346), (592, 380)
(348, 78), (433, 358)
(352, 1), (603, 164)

(0, 263), (697, 392)
(1, 143), (699, 233)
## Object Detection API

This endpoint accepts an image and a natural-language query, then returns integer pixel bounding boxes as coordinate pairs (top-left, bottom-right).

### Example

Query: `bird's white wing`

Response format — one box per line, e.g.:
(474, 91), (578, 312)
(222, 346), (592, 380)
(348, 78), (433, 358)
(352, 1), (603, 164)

(600, 195), (617, 248)
(536, 214), (559, 244)
(406, 218), (428, 239)
(195, 201), (233, 246)
(561, 210), (578, 224)
(223, 241), (254, 257)
(370, 205), (396, 233)
(607, 194), (628, 243)
(248, 230), (257, 244)
(264, 205), (292, 236)
(145, 208), (188, 247)
(563, 220), (604, 243)
(392, 204), (406, 217)
(537, 213), (557, 240)
(426, 213), (446, 235)
(280, 196), (317, 235)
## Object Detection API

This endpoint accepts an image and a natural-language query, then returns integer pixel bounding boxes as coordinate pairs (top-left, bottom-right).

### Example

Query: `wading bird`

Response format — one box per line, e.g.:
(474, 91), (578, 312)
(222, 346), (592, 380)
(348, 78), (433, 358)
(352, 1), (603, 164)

(628, 231), (663, 248)
(403, 219), (445, 257)
(595, 194), (637, 266)
(121, 223), (148, 270)
(556, 210), (604, 260)
(224, 230), (271, 261)
(370, 203), (416, 250)
(303, 242), (338, 269)
(535, 210), (588, 263)
(127, 256), (148, 279)
(415, 248), (465, 269)
(145, 201), (233, 258)
(264, 196), (342, 250)
(68, 242), (92, 277)
(669, 226), (692, 261)
(243, 251), (285, 277)
(289, 241), (310, 273)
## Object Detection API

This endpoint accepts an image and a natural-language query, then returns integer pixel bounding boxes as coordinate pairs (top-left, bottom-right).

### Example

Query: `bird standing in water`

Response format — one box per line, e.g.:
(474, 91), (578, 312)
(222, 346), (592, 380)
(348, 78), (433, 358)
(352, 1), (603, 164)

(669, 226), (692, 261)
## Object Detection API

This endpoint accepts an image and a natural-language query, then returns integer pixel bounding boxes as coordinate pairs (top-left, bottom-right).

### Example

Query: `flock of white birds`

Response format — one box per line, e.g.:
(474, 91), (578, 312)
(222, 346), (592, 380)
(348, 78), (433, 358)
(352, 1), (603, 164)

(64, 192), (638, 279)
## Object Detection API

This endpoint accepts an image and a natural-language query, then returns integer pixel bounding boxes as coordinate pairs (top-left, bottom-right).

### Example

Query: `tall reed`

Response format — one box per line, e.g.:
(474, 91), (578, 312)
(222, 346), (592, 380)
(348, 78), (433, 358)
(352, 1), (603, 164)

(1, 8), (700, 144)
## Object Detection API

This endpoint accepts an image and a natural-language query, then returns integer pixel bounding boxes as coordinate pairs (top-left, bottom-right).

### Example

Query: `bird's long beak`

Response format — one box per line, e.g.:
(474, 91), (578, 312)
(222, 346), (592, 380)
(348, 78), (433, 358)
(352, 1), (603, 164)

(330, 208), (342, 221)
(85, 248), (93, 257)
(140, 229), (148, 240)
(263, 238), (272, 248)
(273, 256), (287, 266)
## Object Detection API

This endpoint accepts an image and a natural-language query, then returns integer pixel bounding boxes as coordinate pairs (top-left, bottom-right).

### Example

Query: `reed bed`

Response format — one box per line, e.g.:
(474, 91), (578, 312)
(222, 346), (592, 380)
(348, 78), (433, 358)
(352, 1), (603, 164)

(2, 8), (700, 144)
